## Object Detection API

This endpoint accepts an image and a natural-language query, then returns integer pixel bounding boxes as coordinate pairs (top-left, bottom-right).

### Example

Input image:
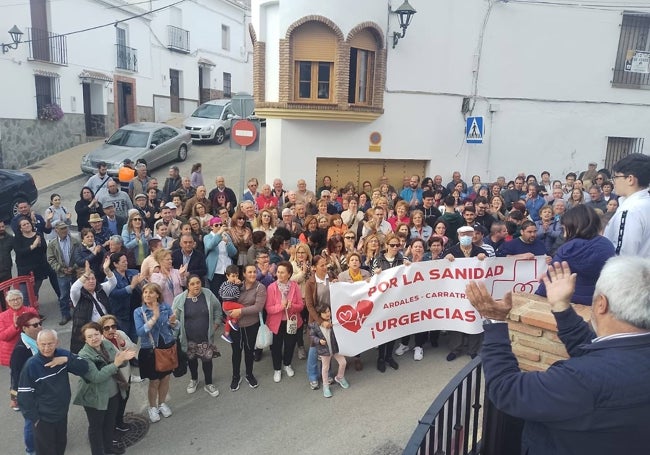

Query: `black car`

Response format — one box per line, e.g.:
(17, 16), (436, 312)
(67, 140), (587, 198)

(0, 169), (38, 221)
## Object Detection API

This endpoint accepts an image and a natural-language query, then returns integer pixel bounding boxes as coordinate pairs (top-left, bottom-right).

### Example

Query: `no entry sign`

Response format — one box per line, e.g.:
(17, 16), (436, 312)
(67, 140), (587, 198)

(231, 119), (257, 147)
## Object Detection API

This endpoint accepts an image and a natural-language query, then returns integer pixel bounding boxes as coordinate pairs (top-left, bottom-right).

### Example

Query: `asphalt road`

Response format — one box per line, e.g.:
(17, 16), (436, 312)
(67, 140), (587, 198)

(31, 136), (267, 221)
(1, 134), (470, 455)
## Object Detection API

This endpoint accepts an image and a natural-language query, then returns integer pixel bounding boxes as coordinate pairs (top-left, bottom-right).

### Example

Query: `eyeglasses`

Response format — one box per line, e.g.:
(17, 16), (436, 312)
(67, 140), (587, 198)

(612, 174), (629, 180)
(102, 324), (118, 331)
(133, 218), (142, 221)
(595, 177), (603, 180)
(388, 243), (400, 248)
(26, 322), (42, 328)
(344, 236), (355, 240)
(212, 223), (222, 227)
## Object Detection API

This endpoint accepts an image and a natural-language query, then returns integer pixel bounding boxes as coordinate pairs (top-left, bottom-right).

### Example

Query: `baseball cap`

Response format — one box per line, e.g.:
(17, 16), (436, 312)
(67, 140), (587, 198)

(165, 202), (177, 210)
(457, 226), (475, 234)
(134, 193), (146, 200)
(209, 217), (222, 226)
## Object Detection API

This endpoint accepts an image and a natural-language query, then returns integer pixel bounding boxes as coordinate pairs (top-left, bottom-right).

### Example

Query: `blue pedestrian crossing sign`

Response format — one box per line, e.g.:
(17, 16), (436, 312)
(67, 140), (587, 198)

(466, 116), (484, 144)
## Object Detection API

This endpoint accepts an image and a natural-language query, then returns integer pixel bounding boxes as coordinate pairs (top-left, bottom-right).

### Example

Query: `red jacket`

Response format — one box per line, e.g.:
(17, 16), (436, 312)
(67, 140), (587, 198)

(264, 281), (304, 335)
(0, 306), (38, 366)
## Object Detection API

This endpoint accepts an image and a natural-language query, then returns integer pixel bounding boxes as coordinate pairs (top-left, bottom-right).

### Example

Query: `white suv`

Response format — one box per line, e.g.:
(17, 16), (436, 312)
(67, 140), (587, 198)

(183, 99), (233, 144)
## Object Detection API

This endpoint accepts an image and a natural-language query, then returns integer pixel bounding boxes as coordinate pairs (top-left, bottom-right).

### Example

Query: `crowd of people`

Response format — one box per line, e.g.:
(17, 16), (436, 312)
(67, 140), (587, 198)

(2, 152), (650, 454)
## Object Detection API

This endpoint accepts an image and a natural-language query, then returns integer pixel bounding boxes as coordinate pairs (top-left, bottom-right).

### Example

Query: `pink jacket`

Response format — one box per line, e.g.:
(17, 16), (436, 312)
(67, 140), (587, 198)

(265, 281), (304, 335)
(0, 306), (38, 366)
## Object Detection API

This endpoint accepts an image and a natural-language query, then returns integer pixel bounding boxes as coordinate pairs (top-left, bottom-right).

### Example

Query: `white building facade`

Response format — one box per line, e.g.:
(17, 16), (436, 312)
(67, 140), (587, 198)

(251, 0), (650, 190)
(0, 0), (252, 169)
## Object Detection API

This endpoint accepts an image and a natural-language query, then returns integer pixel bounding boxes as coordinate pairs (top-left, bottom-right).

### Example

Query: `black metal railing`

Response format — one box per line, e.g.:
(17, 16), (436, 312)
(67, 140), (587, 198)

(115, 44), (138, 72)
(404, 357), (485, 455)
(167, 25), (190, 53)
(28, 27), (67, 65)
(612, 14), (650, 87)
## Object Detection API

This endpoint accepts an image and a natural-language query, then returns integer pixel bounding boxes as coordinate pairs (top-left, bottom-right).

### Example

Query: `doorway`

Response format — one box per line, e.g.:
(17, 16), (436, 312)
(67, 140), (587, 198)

(117, 81), (132, 127)
(170, 69), (180, 113)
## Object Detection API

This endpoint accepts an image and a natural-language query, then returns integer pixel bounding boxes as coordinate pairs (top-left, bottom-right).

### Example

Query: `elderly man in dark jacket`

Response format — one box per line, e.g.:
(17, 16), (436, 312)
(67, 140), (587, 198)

(466, 258), (650, 455)
(18, 329), (89, 455)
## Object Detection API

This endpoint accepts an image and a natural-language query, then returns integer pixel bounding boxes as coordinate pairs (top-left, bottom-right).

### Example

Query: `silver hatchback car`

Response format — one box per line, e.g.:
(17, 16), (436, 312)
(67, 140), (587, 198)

(80, 122), (191, 177)
(183, 99), (233, 144)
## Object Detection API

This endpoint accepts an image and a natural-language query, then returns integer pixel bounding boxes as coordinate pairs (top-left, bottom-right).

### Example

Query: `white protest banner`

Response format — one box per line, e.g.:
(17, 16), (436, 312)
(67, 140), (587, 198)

(330, 256), (547, 356)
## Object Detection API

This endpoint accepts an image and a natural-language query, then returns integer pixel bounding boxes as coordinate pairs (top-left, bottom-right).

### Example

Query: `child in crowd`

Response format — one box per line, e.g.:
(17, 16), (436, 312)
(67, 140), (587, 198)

(218, 264), (244, 343)
(309, 304), (349, 398)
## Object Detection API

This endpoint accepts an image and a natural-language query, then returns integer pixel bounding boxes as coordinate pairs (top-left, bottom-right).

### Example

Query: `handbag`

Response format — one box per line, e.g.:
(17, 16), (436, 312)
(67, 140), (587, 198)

(154, 340), (178, 373)
(255, 312), (273, 349)
(173, 339), (188, 377)
(285, 308), (298, 335)
(143, 307), (179, 373)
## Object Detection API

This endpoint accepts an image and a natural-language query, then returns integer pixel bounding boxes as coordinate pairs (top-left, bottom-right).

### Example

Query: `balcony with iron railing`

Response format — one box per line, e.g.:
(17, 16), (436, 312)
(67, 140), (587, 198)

(28, 27), (67, 65)
(403, 357), (523, 455)
(167, 25), (190, 53)
(115, 44), (138, 72)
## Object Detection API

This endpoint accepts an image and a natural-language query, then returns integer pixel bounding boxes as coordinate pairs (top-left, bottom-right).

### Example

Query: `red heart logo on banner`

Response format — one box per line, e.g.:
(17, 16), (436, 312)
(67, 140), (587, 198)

(336, 300), (374, 333)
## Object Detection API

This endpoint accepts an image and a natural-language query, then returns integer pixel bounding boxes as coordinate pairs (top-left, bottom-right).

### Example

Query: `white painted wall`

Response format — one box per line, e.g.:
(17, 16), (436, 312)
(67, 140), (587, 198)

(255, 0), (650, 185)
(0, 0), (252, 122)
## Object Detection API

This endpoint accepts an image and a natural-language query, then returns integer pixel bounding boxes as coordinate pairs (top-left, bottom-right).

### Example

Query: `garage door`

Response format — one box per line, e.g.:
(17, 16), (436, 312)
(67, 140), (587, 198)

(316, 158), (427, 194)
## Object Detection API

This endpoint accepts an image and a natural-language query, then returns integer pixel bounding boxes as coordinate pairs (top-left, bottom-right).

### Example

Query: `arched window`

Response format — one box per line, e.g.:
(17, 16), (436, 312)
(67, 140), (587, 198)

(348, 29), (379, 105)
(291, 22), (338, 102)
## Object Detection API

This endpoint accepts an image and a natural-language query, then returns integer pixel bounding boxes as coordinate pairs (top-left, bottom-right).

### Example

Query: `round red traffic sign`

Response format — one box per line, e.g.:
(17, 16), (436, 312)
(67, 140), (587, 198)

(231, 119), (257, 147)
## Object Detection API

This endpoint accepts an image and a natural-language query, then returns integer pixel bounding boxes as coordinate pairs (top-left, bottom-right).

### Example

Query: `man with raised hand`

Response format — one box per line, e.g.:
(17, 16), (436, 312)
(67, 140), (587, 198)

(466, 259), (650, 455)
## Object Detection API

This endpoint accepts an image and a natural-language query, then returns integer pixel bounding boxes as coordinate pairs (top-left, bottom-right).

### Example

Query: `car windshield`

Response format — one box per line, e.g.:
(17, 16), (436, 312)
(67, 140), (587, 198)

(106, 129), (149, 147)
(191, 104), (224, 119)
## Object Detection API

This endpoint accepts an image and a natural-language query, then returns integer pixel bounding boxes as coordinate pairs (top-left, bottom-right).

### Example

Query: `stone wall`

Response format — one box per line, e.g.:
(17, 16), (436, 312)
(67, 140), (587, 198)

(507, 293), (592, 372)
(0, 114), (85, 169)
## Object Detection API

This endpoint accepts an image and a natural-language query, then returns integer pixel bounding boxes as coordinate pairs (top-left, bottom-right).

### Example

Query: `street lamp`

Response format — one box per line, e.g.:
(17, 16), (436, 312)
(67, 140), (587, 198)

(1, 25), (23, 54)
(391, 0), (417, 49)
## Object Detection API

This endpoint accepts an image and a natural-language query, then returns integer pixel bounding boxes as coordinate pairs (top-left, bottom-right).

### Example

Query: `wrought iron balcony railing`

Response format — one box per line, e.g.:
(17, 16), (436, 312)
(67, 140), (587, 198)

(167, 25), (190, 53)
(115, 44), (138, 72)
(28, 27), (67, 65)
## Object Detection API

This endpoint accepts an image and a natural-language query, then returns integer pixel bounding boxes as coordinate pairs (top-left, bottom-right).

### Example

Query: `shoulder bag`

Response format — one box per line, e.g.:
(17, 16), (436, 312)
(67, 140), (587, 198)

(142, 307), (179, 372)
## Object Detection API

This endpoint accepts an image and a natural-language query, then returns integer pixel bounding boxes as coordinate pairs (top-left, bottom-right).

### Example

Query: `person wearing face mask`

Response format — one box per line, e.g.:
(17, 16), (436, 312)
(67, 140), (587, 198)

(443, 226), (487, 362)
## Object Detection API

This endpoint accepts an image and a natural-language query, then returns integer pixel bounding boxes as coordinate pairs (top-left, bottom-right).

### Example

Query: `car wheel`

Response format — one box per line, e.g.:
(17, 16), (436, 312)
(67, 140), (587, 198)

(214, 128), (226, 145)
(12, 198), (27, 218)
(177, 144), (188, 162)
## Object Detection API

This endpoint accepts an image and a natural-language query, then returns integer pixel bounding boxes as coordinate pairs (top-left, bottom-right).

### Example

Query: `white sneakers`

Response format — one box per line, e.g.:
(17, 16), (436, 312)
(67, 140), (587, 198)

(282, 365), (295, 377)
(186, 379), (198, 394)
(149, 403), (172, 422)
(413, 347), (424, 361)
(273, 370), (282, 383)
(204, 384), (220, 397)
(148, 407), (160, 423)
(158, 402), (172, 418)
(395, 343), (410, 356)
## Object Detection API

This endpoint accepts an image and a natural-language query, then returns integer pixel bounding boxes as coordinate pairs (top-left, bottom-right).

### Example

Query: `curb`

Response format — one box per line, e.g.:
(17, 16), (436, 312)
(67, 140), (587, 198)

(38, 173), (84, 194)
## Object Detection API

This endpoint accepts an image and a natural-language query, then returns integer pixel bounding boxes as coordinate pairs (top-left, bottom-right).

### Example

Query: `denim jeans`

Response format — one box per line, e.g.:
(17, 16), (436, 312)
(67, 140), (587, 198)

(307, 346), (319, 382)
(56, 275), (73, 319)
(24, 417), (34, 453)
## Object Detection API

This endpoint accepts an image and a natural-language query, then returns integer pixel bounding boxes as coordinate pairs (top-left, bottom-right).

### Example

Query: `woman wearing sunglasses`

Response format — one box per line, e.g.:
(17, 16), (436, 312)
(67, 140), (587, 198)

(121, 211), (152, 271)
(374, 233), (409, 373)
(98, 314), (138, 435)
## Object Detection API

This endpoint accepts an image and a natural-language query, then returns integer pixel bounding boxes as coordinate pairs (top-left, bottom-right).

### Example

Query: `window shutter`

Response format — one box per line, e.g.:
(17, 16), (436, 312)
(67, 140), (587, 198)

(349, 30), (378, 51)
(292, 22), (337, 61)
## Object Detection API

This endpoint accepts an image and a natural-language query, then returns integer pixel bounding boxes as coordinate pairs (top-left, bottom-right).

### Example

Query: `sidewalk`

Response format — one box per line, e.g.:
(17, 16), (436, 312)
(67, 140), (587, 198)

(20, 117), (186, 192)
(20, 139), (105, 192)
